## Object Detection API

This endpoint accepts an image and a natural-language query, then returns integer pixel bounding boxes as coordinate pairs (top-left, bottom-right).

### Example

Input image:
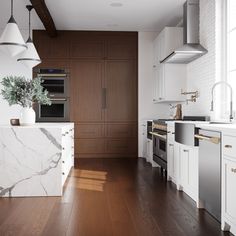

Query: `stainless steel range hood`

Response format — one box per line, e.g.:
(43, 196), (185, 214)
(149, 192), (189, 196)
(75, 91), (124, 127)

(160, 0), (207, 64)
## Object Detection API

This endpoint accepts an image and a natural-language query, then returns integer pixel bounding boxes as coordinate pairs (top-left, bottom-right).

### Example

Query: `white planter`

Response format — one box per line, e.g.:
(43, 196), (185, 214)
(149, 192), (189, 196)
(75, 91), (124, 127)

(20, 107), (36, 126)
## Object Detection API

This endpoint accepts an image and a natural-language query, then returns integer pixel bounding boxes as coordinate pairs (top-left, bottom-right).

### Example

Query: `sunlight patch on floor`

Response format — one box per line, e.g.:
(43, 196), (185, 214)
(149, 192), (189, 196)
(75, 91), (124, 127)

(69, 169), (107, 192)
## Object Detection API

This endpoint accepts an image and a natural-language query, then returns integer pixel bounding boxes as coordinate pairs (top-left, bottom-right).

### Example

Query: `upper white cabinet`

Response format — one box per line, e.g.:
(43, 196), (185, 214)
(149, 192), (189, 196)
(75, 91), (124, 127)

(153, 64), (186, 103)
(153, 27), (186, 103)
(154, 27), (183, 64)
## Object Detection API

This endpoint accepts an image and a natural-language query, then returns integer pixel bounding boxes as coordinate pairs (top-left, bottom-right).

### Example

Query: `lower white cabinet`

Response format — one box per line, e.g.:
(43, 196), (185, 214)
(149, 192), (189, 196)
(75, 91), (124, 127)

(167, 123), (176, 182)
(177, 144), (199, 203)
(222, 134), (236, 235)
(61, 125), (74, 186)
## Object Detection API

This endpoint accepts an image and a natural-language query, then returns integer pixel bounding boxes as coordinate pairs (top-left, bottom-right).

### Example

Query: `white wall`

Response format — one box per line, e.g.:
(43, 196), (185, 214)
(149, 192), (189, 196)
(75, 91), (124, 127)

(0, 29), (32, 124)
(138, 32), (170, 157)
(183, 0), (222, 118)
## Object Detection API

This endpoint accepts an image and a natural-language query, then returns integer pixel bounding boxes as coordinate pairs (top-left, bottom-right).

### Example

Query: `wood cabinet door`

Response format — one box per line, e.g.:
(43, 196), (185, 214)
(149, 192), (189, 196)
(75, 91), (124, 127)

(71, 60), (104, 122)
(105, 61), (137, 122)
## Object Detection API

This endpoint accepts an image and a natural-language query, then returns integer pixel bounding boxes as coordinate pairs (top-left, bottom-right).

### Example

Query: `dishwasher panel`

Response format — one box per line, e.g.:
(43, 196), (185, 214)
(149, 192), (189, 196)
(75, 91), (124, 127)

(198, 129), (221, 222)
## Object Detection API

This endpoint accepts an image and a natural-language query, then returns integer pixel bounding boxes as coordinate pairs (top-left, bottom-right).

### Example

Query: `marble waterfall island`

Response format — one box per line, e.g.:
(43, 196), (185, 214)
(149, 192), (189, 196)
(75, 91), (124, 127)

(0, 123), (74, 197)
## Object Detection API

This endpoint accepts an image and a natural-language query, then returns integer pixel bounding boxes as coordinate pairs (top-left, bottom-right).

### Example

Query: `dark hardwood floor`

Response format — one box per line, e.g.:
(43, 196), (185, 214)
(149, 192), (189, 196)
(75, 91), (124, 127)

(0, 158), (232, 236)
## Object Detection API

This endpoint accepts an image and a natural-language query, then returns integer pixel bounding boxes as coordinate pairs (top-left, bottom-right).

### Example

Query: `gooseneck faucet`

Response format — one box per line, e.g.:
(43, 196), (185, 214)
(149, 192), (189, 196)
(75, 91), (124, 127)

(210, 81), (233, 122)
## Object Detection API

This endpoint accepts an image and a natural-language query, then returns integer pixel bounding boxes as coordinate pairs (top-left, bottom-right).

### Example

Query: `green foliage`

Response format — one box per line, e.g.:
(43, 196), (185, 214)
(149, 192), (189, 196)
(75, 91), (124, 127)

(1, 76), (51, 108)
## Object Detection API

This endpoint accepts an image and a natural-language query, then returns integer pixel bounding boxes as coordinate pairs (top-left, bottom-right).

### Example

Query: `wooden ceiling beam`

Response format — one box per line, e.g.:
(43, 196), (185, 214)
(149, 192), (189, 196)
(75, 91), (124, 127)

(30, 0), (57, 37)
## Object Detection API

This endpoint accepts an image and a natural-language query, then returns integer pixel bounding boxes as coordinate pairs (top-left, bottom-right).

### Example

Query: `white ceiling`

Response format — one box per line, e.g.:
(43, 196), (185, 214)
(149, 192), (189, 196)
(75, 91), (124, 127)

(0, 0), (185, 32)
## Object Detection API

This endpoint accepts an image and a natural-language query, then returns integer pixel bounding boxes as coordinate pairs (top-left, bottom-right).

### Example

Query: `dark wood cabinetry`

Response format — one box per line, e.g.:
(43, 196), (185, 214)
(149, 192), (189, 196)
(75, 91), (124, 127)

(34, 30), (138, 158)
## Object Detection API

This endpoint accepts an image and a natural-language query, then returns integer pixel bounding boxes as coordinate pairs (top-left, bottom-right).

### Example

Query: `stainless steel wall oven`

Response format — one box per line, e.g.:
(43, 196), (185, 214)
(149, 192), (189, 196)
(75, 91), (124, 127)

(34, 69), (70, 122)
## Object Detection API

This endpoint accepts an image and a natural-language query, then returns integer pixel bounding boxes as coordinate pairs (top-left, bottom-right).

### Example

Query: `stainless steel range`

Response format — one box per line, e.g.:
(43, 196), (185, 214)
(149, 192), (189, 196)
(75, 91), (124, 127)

(151, 119), (170, 171)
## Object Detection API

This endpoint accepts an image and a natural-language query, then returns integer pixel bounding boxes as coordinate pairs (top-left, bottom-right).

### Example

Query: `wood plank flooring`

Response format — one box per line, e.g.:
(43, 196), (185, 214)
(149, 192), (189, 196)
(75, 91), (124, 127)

(0, 158), (232, 236)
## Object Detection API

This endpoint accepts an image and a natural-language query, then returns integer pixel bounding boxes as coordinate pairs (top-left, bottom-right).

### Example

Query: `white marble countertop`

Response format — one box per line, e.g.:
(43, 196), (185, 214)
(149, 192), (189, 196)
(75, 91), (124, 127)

(195, 123), (236, 132)
(0, 122), (74, 129)
(165, 120), (236, 133)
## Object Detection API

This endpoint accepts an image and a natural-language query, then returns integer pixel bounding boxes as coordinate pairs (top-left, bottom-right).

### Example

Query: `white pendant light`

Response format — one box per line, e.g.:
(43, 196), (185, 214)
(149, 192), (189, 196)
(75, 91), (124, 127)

(0, 0), (27, 57)
(17, 5), (41, 68)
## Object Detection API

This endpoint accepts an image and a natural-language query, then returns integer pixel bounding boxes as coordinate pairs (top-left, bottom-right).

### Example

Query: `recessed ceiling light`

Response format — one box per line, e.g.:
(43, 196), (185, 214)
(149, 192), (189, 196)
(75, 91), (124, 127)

(110, 2), (123, 7)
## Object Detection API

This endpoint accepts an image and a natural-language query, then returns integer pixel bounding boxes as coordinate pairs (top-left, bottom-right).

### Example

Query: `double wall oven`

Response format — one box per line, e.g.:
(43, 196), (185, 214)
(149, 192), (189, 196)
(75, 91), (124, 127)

(34, 69), (70, 122)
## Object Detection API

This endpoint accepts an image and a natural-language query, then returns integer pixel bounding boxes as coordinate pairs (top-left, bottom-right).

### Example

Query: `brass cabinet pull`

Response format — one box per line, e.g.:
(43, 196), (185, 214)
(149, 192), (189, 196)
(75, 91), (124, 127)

(195, 134), (220, 144)
(225, 145), (232, 148)
(231, 168), (236, 173)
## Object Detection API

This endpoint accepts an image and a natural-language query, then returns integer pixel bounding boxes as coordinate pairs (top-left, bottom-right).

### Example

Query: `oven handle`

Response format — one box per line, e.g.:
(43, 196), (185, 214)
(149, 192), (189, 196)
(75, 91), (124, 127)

(50, 98), (67, 101)
(38, 73), (67, 77)
(150, 132), (167, 140)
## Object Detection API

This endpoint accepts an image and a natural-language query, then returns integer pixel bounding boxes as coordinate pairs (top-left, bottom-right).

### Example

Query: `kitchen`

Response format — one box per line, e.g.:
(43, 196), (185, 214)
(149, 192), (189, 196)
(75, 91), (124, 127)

(0, 0), (235, 235)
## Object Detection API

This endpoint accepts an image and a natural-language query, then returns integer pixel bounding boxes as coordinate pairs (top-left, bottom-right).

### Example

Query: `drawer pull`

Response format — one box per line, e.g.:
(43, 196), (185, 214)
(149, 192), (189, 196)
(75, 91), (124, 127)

(225, 145), (232, 148)
(169, 144), (174, 147)
(231, 168), (236, 173)
(62, 147), (65, 150)
(167, 131), (171, 133)
(172, 132), (175, 134)
(62, 172), (65, 175)
(62, 161), (65, 163)
(183, 149), (189, 152)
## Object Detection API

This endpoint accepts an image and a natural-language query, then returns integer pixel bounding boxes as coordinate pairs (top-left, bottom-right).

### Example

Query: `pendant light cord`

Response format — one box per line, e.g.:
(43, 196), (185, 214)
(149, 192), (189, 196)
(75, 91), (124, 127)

(11, 0), (13, 16)
(29, 9), (31, 38)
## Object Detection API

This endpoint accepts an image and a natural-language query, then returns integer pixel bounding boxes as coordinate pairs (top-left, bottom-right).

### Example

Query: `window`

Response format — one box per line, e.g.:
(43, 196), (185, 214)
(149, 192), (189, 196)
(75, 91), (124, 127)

(225, 0), (236, 118)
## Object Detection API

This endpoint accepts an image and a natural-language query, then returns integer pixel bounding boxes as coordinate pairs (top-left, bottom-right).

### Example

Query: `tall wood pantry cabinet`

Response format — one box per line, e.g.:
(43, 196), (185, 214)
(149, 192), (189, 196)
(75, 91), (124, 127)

(34, 31), (138, 158)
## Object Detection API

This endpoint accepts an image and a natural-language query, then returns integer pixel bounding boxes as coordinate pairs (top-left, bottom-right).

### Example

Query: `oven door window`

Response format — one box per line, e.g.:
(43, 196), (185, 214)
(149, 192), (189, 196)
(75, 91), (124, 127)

(159, 139), (166, 152)
(40, 103), (65, 117)
(41, 78), (65, 94)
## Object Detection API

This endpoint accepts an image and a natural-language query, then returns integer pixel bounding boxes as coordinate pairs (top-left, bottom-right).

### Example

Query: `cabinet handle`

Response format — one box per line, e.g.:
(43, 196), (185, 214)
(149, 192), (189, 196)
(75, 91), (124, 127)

(62, 172), (65, 175)
(159, 97), (162, 100)
(183, 149), (189, 152)
(172, 132), (175, 134)
(153, 65), (156, 68)
(66, 132), (69, 134)
(169, 144), (174, 147)
(62, 161), (65, 163)
(167, 131), (171, 133)
(225, 145), (232, 148)
(231, 168), (236, 173)
(62, 147), (65, 150)
(102, 88), (107, 109)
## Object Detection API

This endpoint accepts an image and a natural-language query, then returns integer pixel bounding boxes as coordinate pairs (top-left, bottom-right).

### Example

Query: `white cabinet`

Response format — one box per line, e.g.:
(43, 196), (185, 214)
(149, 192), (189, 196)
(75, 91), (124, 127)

(146, 139), (153, 164)
(178, 144), (199, 202)
(153, 64), (186, 103)
(61, 125), (74, 186)
(154, 27), (183, 63)
(153, 27), (186, 103)
(222, 134), (236, 235)
(167, 123), (176, 183)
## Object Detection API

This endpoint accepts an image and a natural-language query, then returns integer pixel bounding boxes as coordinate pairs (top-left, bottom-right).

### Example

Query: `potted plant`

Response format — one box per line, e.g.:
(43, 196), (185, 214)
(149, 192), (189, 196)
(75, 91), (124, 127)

(1, 76), (51, 125)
